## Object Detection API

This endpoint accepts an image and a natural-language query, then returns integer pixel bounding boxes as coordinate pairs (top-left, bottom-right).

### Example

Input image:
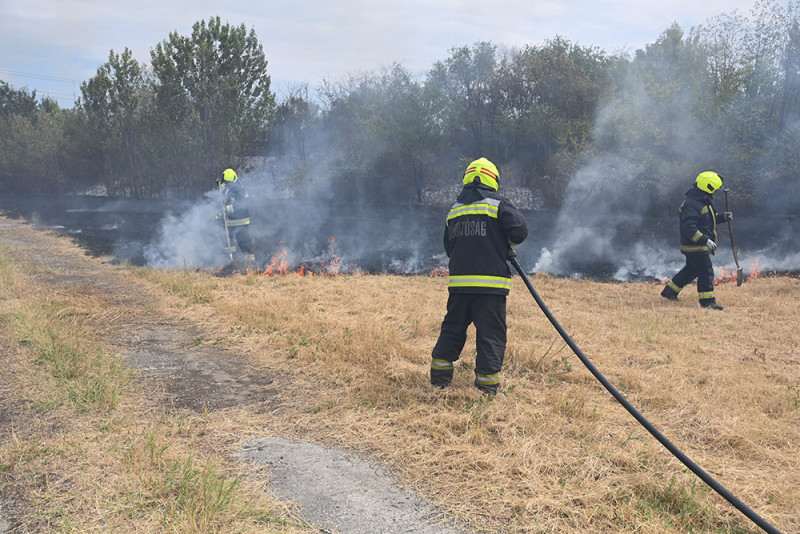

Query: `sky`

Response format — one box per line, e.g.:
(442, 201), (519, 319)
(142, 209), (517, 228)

(1, 0), (762, 108)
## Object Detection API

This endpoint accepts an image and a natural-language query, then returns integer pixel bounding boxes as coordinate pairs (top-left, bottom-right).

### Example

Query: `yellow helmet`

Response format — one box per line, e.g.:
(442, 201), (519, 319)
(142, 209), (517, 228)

(222, 168), (238, 182)
(463, 158), (499, 191)
(695, 171), (722, 194)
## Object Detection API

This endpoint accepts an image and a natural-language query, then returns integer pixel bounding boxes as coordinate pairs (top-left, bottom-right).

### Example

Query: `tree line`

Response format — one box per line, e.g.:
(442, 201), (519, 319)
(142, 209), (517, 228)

(2, 3), (800, 213)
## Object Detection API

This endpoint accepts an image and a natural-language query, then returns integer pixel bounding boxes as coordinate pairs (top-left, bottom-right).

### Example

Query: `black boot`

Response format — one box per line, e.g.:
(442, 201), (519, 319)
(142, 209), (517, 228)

(475, 383), (498, 396)
(660, 286), (679, 301)
(701, 301), (723, 310)
(430, 368), (453, 388)
(474, 374), (499, 395)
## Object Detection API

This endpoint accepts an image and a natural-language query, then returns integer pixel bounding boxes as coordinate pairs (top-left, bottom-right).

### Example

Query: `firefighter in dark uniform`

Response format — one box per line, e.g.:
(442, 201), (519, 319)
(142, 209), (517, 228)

(661, 171), (732, 310)
(215, 168), (255, 264)
(431, 158), (529, 394)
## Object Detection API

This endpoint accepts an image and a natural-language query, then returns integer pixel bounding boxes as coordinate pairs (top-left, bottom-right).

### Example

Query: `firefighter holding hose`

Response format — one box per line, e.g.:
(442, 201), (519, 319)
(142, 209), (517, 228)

(430, 158), (529, 394)
(661, 171), (732, 310)
(215, 168), (255, 265)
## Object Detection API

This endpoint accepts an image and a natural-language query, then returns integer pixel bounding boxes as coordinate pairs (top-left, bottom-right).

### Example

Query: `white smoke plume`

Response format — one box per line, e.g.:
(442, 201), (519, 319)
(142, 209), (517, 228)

(143, 190), (229, 269)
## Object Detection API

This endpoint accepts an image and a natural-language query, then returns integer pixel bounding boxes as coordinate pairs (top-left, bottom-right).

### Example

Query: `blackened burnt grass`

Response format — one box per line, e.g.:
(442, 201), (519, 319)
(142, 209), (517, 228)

(1, 226), (798, 533)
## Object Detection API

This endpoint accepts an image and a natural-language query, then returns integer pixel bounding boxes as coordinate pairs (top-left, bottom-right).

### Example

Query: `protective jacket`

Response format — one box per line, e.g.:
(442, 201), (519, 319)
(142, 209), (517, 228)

(220, 181), (251, 227)
(444, 183), (528, 295)
(678, 186), (725, 253)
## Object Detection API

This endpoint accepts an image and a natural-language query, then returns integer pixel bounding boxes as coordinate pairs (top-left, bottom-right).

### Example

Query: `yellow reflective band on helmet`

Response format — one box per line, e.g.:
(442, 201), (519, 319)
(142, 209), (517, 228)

(449, 275), (511, 290)
(475, 372), (499, 385)
(699, 291), (715, 300)
(447, 200), (500, 221)
(463, 158), (499, 191)
(431, 358), (454, 371)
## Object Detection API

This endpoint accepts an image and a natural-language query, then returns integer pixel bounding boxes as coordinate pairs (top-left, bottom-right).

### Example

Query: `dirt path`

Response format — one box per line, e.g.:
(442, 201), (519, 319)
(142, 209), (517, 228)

(0, 216), (469, 534)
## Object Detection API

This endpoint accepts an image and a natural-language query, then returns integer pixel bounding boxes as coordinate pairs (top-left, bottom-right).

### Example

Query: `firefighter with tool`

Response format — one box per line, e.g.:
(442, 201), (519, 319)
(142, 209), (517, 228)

(661, 171), (733, 310)
(215, 168), (255, 265)
(430, 158), (529, 394)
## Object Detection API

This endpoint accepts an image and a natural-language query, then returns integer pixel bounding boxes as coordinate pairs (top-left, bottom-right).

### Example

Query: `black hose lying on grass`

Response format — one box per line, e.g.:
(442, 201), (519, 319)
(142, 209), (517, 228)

(508, 254), (782, 534)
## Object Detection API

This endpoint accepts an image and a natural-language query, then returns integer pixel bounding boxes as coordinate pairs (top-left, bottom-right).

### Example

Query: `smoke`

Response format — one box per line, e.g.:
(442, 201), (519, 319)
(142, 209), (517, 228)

(531, 57), (800, 281)
(143, 190), (229, 269)
(140, 59), (799, 280)
(142, 157), (447, 274)
(532, 155), (657, 278)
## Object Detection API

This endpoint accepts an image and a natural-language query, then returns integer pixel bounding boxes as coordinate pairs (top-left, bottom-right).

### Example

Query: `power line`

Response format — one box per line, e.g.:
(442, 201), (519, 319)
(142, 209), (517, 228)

(0, 68), (80, 105)
(37, 90), (78, 99)
(0, 68), (79, 85)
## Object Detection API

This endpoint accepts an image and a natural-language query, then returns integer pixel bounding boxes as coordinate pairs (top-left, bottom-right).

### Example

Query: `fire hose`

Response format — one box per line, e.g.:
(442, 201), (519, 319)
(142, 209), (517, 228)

(507, 252), (782, 534)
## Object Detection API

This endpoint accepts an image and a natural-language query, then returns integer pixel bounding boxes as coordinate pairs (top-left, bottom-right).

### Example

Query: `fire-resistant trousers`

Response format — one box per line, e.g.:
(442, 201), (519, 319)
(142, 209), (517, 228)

(231, 226), (254, 254)
(432, 293), (508, 378)
(669, 252), (716, 303)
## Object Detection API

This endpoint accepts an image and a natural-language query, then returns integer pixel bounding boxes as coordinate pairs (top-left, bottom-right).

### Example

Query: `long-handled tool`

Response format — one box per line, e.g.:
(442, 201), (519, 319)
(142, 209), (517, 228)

(723, 188), (744, 286)
(506, 251), (781, 534)
(221, 206), (236, 261)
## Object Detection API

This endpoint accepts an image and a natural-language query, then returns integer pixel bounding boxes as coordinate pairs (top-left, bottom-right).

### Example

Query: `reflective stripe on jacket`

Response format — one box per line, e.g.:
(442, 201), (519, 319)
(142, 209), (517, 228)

(222, 181), (251, 224)
(444, 184), (528, 295)
(225, 217), (250, 227)
(678, 186), (725, 254)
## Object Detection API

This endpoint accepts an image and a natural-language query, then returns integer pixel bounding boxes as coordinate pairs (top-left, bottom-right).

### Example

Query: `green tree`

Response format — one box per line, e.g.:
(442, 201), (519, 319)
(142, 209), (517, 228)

(594, 23), (711, 206)
(426, 42), (502, 158)
(79, 48), (150, 196)
(318, 72), (388, 202)
(0, 81), (38, 119)
(150, 16), (275, 195)
(370, 65), (442, 202)
(694, 0), (800, 209)
(268, 85), (325, 195)
(319, 65), (444, 203)
(271, 85), (317, 162)
(0, 83), (68, 193)
(496, 37), (622, 204)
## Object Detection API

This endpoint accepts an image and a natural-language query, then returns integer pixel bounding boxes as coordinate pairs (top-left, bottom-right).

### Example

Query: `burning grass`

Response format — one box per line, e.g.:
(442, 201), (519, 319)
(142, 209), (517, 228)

(1, 226), (799, 533)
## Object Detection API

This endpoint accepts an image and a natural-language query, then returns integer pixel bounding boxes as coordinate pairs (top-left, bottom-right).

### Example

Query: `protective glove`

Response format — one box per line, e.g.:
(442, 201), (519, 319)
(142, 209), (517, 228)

(723, 211), (733, 221)
(706, 239), (717, 253)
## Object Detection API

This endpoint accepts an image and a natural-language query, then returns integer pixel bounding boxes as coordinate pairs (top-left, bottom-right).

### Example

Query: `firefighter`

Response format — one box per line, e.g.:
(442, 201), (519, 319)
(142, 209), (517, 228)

(215, 168), (255, 264)
(661, 171), (732, 310)
(431, 158), (529, 394)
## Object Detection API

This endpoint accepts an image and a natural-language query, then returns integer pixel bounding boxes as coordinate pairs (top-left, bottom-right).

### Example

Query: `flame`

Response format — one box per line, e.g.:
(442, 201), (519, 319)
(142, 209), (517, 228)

(714, 267), (739, 286)
(429, 266), (449, 277)
(713, 257), (800, 285)
(320, 236), (342, 275)
(261, 249), (290, 276)
(254, 236), (349, 277)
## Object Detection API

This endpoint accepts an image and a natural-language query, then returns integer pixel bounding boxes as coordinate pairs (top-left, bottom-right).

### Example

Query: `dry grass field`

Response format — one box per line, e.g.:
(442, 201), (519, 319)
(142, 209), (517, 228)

(1, 220), (798, 533)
